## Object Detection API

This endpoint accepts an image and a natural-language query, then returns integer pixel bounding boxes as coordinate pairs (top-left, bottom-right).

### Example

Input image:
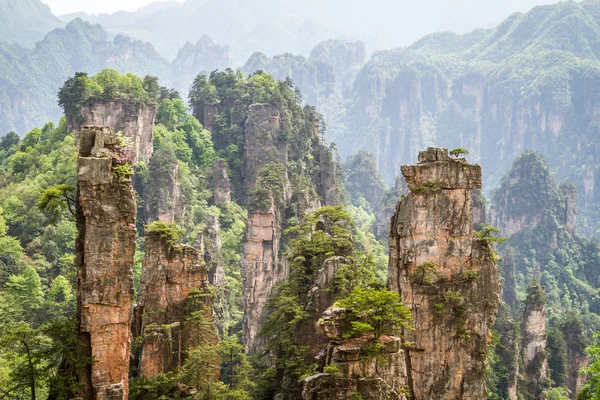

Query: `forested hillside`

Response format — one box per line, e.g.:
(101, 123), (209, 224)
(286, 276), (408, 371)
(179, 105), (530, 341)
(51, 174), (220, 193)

(335, 0), (600, 236)
(5, 1), (600, 399)
(0, 0), (61, 46)
(0, 19), (168, 134)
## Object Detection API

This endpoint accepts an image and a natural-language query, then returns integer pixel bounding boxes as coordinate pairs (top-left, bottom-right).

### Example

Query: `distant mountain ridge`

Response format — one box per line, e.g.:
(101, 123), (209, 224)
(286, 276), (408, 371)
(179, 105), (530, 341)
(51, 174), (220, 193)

(0, 0), (62, 46)
(340, 0), (600, 234)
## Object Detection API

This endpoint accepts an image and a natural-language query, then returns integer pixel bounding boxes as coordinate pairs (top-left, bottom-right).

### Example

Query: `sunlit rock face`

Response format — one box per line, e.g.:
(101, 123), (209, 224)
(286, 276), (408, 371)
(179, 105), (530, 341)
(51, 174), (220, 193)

(388, 147), (500, 400)
(240, 103), (341, 353)
(75, 126), (137, 400)
(302, 308), (409, 400)
(135, 232), (213, 378)
(66, 100), (157, 164)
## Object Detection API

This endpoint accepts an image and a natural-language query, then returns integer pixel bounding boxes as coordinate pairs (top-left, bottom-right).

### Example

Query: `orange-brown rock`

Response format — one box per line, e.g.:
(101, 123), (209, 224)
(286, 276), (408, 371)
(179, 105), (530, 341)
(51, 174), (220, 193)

(388, 147), (500, 399)
(240, 103), (341, 353)
(302, 308), (408, 400)
(136, 232), (213, 377)
(75, 126), (137, 400)
(145, 157), (183, 224)
(241, 207), (287, 351)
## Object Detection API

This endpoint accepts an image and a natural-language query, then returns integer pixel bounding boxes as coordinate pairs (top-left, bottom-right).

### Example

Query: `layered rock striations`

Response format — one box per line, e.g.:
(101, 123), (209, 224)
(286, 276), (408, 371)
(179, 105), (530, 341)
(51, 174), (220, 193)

(66, 100), (157, 164)
(135, 232), (214, 377)
(302, 308), (408, 400)
(520, 282), (548, 398)
(145, 151), (183, 224)
(241, 104), (341, 352)
(388, 147), (500, 399)
(75, 126), (137, 400)
(212, 159), (231, 205)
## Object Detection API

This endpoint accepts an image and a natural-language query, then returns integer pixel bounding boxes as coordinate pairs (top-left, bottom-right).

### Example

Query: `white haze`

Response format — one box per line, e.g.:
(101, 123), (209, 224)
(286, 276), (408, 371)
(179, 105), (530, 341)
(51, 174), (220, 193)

(44, 0), (572, 60)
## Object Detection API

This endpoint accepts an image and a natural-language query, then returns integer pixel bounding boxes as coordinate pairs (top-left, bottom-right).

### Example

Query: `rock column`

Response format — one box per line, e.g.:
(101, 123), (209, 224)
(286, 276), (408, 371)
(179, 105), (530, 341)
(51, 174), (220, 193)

(75, 126), (137, 400)
(136, 233), (212, 377)
(388, 147), (500, 399)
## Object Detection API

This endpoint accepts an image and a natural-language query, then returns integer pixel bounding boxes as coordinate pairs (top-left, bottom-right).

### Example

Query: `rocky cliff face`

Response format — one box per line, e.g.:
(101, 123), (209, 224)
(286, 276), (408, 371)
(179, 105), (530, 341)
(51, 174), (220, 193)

(241, 103), (341, 352)
(66, 100), (157, 164)
(241, 202), (287, 351)
(212, 159), (231, 206)
(202, 213), (225, 288)
(388, 147), (500, 399)
(192, 101), (218, 134)
(520, 282), (548, 398)
(145, 158), (183, 224)
(75, 126), (137, 400)
(490, 152), (563, 238)
(302, 308), (408, 400)
(135, 232), (213, 377)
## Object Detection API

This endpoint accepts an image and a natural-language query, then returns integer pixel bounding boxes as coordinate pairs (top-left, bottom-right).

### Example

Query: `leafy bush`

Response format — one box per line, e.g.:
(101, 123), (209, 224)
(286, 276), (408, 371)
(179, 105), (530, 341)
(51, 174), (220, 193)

(145, 221), (184, 245)
(449, 148), (469, 158)
(410, 262), (438, 285)
(334, 287), (412, 339)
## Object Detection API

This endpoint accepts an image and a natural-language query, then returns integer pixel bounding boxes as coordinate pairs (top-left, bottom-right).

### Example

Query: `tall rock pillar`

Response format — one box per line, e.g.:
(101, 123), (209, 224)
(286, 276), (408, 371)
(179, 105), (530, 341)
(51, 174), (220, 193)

(388, 147), (500, 399)
(75, 126), (137, 400)
(520, 281), (548, 399)
(135, 233), (213, 377)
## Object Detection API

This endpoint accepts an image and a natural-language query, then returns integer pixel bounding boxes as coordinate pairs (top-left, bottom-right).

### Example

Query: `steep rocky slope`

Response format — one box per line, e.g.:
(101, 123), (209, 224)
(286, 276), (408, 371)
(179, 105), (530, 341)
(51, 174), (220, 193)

(75, 126), (137, 399)
(341, 1), (600, 234)
(134, 232), (214, 377)
(388, 147), (500, 399)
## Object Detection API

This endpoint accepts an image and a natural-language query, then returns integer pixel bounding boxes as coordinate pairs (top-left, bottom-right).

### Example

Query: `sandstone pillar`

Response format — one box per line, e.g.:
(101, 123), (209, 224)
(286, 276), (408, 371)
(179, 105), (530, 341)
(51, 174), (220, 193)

(388, 147), (500, 399)
(76, 126), (137, 400)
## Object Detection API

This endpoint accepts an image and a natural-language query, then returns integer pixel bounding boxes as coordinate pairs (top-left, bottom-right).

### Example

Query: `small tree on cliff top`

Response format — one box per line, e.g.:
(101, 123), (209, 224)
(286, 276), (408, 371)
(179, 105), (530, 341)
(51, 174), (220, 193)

(334, 287), (412, 340)
(450, 148), (469, 158)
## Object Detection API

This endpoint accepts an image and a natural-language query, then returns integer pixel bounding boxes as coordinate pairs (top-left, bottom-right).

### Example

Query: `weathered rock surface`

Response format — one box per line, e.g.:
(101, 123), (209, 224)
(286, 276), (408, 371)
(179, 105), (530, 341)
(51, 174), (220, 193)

(520, 282), (548, 398)
(212, 159), (231, 205)
(145, 158), (183, 224)
(202, 213), (225, 288)
(302, 308), (408, 400)
(192, 101), (218, 134)
(560, 182), (578, 234)
(388, 147), (500, 399)
(241, 204), (287, 351)
(135, 232), (212, 377)
(66, 100), (157, 164)
(75, 126), (137, 400)
(241, 104), (341, 352)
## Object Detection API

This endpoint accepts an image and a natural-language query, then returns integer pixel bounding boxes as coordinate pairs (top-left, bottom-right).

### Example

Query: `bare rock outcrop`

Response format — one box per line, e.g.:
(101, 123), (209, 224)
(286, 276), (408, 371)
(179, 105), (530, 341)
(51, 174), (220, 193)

(302, 308), (408, 400)
(66, 101), (157, 164)
(240, 104), (289, 352)
(388, 147), (500, 399)
(135, 232), (213, 377)
(212, 159), (231, 205)
(560, 182), (578, 234)
(241, 201), (287, 351)
(202, 213), (225, 288)
(520, 281), (548, 398)
(145, 155), (183, 224)
(241, 104), (341, 352)
(75, 126), (137, 400)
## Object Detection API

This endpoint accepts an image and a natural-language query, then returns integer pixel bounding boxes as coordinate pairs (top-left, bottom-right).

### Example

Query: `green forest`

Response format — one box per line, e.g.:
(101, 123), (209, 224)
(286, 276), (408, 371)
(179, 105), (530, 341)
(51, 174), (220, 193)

(4, 1), (600, 399)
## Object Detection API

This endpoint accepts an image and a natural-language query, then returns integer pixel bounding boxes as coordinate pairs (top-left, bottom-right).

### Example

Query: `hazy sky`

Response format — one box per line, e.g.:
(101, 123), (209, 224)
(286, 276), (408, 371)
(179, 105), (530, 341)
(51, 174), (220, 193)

(44, 0), (563, 17)
(43, 0), (183, 15)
